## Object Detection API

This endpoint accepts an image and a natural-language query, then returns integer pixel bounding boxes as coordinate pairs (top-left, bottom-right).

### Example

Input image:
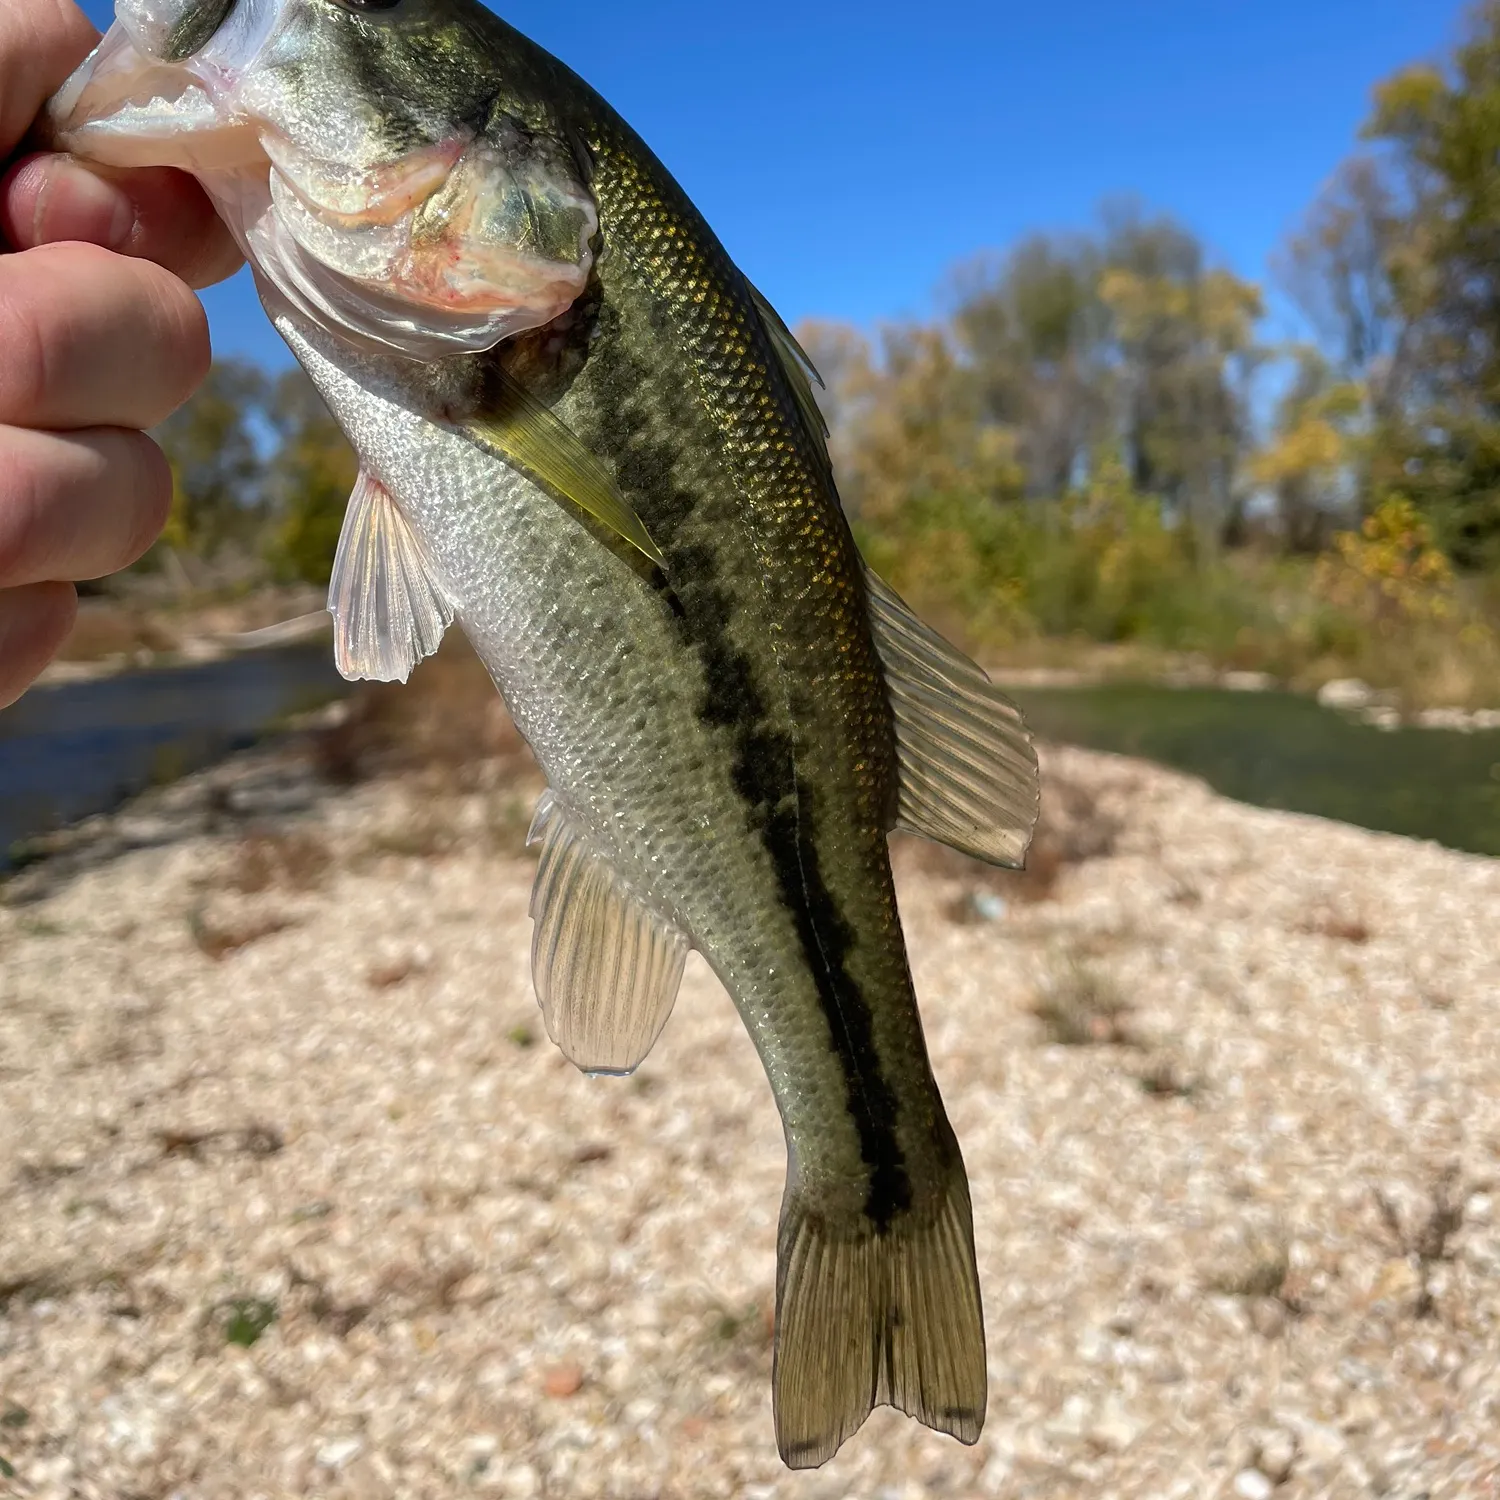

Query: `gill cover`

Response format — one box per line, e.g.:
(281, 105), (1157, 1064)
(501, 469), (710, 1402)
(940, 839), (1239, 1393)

(48, 0), (599, 358)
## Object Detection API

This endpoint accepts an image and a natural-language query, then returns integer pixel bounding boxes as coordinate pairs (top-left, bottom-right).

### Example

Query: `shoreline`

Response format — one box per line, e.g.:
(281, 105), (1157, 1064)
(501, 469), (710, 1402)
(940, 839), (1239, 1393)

(2, 741), (1497, 1496)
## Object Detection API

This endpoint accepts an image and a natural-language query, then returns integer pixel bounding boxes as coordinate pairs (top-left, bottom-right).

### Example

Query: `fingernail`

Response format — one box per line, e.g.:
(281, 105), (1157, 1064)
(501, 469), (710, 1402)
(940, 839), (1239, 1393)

(32, 158), (136, 250)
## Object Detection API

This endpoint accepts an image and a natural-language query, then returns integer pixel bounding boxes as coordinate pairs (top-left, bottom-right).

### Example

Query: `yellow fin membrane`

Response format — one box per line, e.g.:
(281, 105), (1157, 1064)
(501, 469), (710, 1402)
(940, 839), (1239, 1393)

(526, 791), (690, 1076)
(464, 374), (664, 567)
(865, 566), (1040, 869)
(774, 1148), (987, 1468)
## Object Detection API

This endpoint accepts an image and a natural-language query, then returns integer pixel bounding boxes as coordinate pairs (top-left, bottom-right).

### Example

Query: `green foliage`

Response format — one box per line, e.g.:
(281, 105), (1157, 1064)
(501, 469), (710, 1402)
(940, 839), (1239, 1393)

(1276, 0), (1500, 568)
(219, 1296), (278, 1348)
(857, 449), (1278, 657)
(153, 359), (268, 563)
(265, 369), (360, 586)
(133, 360), (358, 590)
(1250, 348), (1365, 552)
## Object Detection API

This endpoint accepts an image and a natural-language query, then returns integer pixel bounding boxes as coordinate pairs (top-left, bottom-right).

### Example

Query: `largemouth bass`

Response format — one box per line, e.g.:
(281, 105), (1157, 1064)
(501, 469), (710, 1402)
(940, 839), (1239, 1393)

(48, 0), (1040, 1467)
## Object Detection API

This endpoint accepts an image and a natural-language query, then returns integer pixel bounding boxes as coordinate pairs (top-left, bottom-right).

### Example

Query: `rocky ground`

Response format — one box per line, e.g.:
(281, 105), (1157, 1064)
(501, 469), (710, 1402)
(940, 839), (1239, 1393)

(1, 734), (1498, 1499)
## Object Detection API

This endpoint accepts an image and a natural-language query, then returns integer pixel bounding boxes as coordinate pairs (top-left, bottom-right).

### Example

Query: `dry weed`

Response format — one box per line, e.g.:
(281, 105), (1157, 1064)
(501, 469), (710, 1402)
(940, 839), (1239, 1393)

(310, 635), (532, 786)
(1030, 960), (1136, 1046)
(188, 907), (294, 961)
(1372, 1164), (1468, 1318)
(225, 829), (332, 893)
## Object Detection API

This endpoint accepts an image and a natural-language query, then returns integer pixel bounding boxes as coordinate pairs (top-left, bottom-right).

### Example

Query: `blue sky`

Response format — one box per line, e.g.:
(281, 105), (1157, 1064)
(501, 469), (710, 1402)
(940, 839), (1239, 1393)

(79, 0), (1466, 368)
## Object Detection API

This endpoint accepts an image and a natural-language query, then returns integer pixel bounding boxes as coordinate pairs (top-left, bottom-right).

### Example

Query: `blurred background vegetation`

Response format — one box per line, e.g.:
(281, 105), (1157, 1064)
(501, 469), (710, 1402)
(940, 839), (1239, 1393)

(121, 0), (1500, 711)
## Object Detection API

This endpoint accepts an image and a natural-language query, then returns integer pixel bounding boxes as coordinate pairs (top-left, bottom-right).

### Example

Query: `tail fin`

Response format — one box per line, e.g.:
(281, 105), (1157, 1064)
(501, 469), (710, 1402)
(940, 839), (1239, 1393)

(773, 1156), (987, 1468)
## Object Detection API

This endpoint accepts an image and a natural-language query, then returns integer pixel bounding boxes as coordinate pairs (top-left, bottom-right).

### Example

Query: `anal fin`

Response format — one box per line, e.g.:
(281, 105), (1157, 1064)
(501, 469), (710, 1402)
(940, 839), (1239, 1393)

(775, 1148), (986, 1468)
(328, 467), (454, 683)
(526, 792), (690, 1076)
(865, 566), (1040, 869)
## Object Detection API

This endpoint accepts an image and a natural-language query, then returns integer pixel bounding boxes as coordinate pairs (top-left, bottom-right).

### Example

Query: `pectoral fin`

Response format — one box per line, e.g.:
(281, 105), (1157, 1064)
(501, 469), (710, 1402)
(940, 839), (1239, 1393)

(463, 373), (664, 567)
(865, 567), (1040, 868)
(328, 467), (454, 683)
(526, 792), (690, 1076)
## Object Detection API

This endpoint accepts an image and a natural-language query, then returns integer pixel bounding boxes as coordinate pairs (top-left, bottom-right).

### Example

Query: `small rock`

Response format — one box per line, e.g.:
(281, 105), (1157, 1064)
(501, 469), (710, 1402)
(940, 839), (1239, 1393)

(1044, 1392), (1092, 1441)
(1318, 678), (1374, 710)
(1223, 671), (1275, 692)
(366, 957), (419, 990)
(541, 1361), (584, 1399)
(971, 892), (1008, 922)
(1249, 1296), (1288, 1339)
(1257, 1428), (1298, 1484)
(315, 1437), (363, 1470)
(1232, 1468), (1274, 1500)
(1089, 1394), (1142, 1451)
(502, 1462), (539, 1498)
(1416, 706), (1474, 731)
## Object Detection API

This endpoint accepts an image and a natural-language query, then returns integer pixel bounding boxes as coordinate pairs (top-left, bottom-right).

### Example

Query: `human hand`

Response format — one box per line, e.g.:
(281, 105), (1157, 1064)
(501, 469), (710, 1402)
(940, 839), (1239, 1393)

(0, 0), (241, 709)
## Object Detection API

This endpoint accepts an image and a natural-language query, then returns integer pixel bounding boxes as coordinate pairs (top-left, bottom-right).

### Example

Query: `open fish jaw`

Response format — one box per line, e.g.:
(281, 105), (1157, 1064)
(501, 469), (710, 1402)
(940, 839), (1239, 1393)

(47, 1), (596, 354)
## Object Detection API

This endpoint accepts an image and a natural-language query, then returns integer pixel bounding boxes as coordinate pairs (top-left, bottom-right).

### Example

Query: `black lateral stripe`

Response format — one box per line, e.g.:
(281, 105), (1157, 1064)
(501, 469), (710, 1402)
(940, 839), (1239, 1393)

(662, 536), (913, 1231)
(504, 315), (913, 1229)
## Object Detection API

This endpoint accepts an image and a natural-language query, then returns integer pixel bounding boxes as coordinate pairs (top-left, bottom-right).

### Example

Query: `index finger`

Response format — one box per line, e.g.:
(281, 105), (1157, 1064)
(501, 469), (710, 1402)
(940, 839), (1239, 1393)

(0, 0), (97, 162)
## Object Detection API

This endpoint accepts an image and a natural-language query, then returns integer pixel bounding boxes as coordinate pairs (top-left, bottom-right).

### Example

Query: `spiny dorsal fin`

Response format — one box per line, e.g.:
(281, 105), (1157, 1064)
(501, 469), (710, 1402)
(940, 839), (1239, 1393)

(327, 466), (454, 683)
(526, 791), (690, 1076)
(463, 371), (664, 567)
(864, 566), (1040, 869)
(747, 281), (831, 467)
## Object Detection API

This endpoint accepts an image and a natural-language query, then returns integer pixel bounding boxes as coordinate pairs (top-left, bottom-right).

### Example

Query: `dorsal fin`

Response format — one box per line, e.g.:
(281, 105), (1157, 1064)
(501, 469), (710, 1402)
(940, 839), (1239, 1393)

(747, 281), (831, 468)
(462, 371), (665, 567)
(864, 567), (1040, 869)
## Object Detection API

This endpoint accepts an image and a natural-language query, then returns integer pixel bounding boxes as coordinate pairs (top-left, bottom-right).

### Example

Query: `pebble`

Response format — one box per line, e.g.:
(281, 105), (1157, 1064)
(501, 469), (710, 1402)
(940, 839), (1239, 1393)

(2, 742), (1497, 1496)
(541, 1362), (584, 1399)
(1233, 1469), (1275, 1500)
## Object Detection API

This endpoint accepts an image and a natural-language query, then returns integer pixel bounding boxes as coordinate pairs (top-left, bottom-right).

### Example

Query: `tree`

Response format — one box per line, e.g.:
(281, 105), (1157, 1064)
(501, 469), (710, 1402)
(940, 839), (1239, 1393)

(948, 234), (1108, 501)
(264, 369), (359, 586)
(1284, 0), (1500, 567)
(799, 321), (1023, 524)
(1249, 348), (1365, 552)
(1097, 206), (1265, 553)
(1278, 157), (1409, 413)
(152, 359), (269, 571)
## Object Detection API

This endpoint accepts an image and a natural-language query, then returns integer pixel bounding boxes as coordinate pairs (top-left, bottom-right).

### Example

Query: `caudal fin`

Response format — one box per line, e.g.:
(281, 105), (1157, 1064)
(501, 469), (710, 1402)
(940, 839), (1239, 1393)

(773, 1157), (987, 1468)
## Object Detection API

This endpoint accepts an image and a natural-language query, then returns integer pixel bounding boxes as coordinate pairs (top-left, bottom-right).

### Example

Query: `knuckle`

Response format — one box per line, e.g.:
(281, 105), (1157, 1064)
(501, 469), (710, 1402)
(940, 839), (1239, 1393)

(119, 434), (173, 565)
(134, 259), (212, 403)
(0, 265), (53, 421)
(0, 434), (49, 584)
(0, 583), (77, 710)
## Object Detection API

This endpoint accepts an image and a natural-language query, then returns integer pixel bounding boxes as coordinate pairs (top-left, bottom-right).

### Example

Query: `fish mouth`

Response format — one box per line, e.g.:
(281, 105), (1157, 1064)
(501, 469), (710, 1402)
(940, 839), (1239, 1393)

(46, 24), (266, 172)
(47, 25), (597, 356)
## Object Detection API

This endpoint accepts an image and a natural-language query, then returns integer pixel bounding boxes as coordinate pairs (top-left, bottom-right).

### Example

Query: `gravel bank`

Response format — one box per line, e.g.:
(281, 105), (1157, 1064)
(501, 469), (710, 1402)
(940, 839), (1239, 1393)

(2, 743), (1498, 1499)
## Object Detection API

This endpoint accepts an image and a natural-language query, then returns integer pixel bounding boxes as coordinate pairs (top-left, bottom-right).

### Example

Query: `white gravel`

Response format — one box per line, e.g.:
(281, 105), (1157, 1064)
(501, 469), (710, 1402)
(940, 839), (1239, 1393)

(2, 742), (1498, 1498)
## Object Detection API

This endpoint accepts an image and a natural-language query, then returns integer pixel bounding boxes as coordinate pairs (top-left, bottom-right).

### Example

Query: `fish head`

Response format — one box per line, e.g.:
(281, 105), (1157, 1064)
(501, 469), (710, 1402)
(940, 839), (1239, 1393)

(48, 0), (599, 357)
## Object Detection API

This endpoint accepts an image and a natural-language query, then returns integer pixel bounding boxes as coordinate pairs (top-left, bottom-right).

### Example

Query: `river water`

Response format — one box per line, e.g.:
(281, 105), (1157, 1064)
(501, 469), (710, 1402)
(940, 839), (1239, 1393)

(1018, 684), (1500, 858)
(0, 646), (347, 866)
(2, 654), (1498, 867)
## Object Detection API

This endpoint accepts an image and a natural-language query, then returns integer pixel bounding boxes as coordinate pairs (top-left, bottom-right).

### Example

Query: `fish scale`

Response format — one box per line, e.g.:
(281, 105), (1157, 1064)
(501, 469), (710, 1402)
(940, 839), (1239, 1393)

(48, 0), (1041, 1468)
